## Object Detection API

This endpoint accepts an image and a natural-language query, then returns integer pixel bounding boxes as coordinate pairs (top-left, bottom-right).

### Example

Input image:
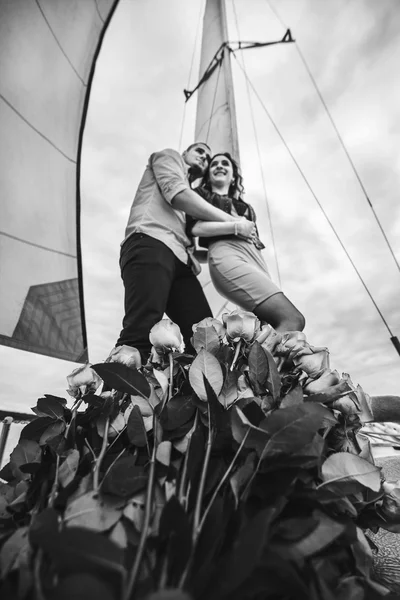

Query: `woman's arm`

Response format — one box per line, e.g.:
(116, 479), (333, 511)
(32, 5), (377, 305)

(191, 218), (255, 240)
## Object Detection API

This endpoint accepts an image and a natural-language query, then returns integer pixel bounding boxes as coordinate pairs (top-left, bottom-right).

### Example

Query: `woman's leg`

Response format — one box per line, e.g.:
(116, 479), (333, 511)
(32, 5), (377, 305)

(254, 292), (305, 333)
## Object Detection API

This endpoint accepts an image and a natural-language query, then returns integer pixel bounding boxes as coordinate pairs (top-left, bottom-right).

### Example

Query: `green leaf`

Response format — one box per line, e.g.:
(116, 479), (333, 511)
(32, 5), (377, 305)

(192, 325), (220, 355)
(321, 452), (382, 492)
(156, 441), (172, 467)
(64, 492), (123, 531)
(259, 404), (330, 458)
(19, 417), (55, 442)
(59, 449), (80, 487)
(231, 406), (269, 455)
(10, 439), (41, 469)
(29, 507), (59, 546)
(218, 370), (239, 408)
(264, 348), (281, 400)
(163, 418), (196, 441)
(127, 405), (148, 446)
(102, 457), (147, 498)
(158, 496), (192, 581)
(203, 375), (224, 431)
(281, 385), (304, 408)
(248, 341), (269, 394)
(39, 420), (66, 445)
(0, 482), (17, 519)
(52, 573), (117, 600)
(283, 511), (346, 559)
(145, 591), (192, 600)
(37, 395), (65, 419)
(0, 526), (29, 578)
(216, 506), (281, 597)
(92, 362), (150, 398)
(230, 452), (256, 507)
(188, 349), (223, 401)
(157, 395), (195, 430)
(186, 423), (206, 487)
(38, 527), (125, 576)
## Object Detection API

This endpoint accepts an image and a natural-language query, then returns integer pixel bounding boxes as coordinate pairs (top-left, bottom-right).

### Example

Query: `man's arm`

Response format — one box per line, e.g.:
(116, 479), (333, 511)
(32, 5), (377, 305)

(191, 218), (255, 239)
(172, 188), (238, 223)
(151, 149), (237, 223)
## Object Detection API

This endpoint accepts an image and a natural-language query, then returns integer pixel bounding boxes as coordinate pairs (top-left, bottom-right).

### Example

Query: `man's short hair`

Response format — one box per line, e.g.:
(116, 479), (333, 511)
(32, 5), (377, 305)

(185, 142), (212, 153)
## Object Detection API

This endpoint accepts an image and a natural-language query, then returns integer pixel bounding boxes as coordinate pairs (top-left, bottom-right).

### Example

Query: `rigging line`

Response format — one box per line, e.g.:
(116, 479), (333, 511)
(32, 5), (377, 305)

(233, 57), (395, 339)
(0, 94), (76, 163)
(0, 231), (77, 259)
(231, 0), (282, 288)
(205, 61), (223, 145)
(35, 0), (87, 87)
(178, 0), (205, 151)
(266, 0), (400, 277)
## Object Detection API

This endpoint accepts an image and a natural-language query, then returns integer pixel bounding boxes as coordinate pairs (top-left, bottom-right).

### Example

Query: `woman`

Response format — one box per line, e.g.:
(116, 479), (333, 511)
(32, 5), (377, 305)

(189, 153), (305, 333)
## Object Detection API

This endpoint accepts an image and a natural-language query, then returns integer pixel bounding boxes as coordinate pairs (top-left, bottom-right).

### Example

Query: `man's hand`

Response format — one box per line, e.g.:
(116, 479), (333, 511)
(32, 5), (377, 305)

(236, 218), (256, 240)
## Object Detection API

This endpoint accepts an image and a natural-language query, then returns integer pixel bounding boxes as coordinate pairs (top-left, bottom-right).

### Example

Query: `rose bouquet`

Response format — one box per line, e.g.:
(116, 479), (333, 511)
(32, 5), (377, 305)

(0, 312), (399, 600)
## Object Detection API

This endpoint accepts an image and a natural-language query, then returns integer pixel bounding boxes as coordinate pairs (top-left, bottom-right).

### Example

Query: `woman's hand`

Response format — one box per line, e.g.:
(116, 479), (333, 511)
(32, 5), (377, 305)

(235, 218), (256, 240)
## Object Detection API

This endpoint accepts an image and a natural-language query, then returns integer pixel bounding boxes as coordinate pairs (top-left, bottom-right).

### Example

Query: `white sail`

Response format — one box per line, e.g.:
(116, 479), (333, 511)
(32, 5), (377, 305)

(195, 0), (240, 163)
(0, 0), (118, 362)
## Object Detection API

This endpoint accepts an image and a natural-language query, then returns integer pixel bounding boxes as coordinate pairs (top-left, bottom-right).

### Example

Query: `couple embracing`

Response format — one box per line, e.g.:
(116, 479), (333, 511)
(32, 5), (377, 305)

(116, 142), (304, 360)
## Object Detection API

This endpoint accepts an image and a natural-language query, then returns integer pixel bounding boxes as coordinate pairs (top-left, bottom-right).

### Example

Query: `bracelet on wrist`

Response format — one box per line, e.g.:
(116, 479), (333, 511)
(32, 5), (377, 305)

(234, 222), (238, 236)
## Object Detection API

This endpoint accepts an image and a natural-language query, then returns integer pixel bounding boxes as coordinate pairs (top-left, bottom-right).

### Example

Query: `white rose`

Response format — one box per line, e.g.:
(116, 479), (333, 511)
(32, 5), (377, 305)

(107, 345), (142, 369)
(149, 319), (183, 354)
(222, 310), (260, 344)
(66, 363), (102, 399)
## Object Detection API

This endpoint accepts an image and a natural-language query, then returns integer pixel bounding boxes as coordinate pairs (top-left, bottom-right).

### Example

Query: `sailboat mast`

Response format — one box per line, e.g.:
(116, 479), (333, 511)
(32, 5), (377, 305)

(195, 0), (240, 163)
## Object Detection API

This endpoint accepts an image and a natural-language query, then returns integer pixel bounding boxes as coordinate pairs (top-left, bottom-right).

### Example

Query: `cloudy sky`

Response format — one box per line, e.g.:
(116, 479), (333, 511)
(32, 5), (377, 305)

(1, 0), (400, 415)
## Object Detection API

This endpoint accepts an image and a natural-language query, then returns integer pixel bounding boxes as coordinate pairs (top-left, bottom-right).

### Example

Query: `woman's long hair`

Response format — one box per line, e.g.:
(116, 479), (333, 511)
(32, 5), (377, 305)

(201, 152), (245, 199)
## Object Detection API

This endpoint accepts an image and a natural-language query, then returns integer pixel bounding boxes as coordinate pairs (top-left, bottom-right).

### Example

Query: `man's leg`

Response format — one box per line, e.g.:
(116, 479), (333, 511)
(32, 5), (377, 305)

(117, 234), (175, 359)
(166, 259), (212, 353)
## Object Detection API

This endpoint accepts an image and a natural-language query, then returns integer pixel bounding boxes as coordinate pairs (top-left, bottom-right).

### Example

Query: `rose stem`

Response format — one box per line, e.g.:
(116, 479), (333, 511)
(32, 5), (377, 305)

(123, 413), (157, 600)
(230, 339), (242, 371)
(178, 412), (199, 507)
(199, 426), (251, 531)
(93, 417), (110, 492)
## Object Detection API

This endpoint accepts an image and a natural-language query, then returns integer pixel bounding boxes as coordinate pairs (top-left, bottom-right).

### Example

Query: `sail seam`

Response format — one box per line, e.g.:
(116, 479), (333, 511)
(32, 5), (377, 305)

(0, 94), (76, 163)
(35, 0), (87, 86)
(93, 0), (105, 23)
(0, 231), (77, 259)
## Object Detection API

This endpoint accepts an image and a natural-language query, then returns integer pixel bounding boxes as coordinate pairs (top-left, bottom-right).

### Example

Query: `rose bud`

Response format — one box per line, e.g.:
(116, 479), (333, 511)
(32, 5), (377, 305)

(303, 369), (341, 394)
(293, 347), (330, 379)
(149, 319), (183, 354)
(332, 392), (361, 415)
(381, 481), (400, 524)
(222, 310), (261, 344)
(256, 325), (282, 354)
(67, 363), (102, 399)
(275, 331), (307, 359)
(191, 317), (226, 354)
(192, 317), (226, 341)
(107, 345), (142, 369)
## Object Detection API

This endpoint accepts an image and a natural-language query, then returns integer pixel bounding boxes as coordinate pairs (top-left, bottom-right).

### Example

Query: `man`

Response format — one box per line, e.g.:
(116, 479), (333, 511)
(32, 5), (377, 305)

(116, 143), (241, 359)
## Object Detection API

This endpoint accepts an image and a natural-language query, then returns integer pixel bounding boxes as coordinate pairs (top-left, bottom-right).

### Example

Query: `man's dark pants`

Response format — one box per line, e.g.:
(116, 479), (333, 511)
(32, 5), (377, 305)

(117, 233), (212, 359)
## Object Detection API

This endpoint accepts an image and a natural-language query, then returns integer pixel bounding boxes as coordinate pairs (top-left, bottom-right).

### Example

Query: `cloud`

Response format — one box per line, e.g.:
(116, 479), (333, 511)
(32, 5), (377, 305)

(1, 0), (399, 418)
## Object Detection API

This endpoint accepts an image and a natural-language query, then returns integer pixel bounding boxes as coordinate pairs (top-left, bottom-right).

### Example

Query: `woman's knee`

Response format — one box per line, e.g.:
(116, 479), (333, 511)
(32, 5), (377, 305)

(291, 310), (305, 332)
